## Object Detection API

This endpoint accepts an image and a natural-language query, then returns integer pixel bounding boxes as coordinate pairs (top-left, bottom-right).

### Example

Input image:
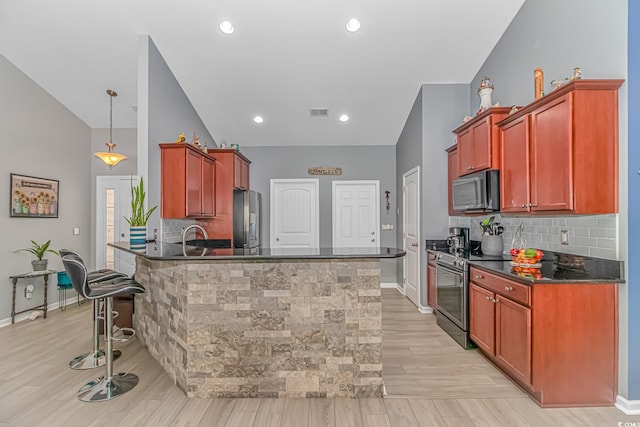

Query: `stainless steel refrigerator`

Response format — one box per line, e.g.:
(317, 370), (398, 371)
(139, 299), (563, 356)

(233, 190), (261, 248)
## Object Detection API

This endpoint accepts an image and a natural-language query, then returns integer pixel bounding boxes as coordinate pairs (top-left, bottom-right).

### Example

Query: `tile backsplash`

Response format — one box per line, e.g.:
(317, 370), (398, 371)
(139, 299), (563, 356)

(450, 214), (619, 260)
(161, 218), (196, 243)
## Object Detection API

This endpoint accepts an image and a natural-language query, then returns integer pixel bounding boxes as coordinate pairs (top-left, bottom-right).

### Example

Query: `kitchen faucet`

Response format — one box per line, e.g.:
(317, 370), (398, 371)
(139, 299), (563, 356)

(182, 224), (208, 256)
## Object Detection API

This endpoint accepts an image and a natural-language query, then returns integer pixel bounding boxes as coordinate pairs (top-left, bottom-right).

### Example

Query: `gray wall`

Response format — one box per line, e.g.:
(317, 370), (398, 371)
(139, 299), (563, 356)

(144, 37), (215, 240)
(90, 128), (137, 268)
(466, 0), (630, 398)
(421, 84), (469, 240)
(395, 85), (469, 306)
(395, 91), (422, 289)
(242, 145), (399, 283)
(0, 53), (92, 322)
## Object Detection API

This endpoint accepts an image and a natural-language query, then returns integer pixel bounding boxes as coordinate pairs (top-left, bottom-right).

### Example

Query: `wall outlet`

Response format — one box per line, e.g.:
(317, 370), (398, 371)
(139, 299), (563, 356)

(560, 229), (569, 245)
(73, 227), (80, 235)
(382, 224), (394, 231)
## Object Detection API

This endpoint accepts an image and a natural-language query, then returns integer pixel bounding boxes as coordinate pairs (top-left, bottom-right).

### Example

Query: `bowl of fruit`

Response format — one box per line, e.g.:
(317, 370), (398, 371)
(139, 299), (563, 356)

(509, 248), (544, 268)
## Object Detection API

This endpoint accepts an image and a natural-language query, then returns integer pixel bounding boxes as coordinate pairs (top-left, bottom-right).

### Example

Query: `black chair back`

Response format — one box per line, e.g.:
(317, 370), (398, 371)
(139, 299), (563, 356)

(62, 256), (91, 300)
(59, 248), (83, 264)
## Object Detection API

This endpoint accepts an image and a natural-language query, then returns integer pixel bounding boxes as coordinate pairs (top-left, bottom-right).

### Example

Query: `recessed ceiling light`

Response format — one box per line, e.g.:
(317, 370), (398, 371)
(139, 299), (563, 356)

(339, 114), (350, 122)
(219, 21), (235, 35)
(253, 115), (264, 124)
(346, 18), (361, 33)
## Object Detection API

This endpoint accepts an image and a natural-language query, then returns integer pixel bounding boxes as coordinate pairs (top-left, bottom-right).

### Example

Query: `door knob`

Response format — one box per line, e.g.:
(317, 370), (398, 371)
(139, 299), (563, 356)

(371, 239), (376, 242)
(276, 237), (280, 242)
(371, 231), (375, 235)
(411, 243), (418, 247)
(121, 233), (125, 238)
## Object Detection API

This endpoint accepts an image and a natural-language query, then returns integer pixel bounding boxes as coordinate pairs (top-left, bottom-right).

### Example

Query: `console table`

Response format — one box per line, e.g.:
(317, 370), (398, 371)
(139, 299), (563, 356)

(9, 270), (55, 324)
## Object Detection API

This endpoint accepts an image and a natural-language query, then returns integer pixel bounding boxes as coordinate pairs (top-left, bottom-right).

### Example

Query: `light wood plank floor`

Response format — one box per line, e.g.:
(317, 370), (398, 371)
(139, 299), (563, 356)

(0, 289), (635, 426)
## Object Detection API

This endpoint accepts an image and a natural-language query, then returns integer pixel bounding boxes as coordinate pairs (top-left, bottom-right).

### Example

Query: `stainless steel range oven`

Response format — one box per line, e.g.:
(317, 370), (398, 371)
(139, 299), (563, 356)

(434, 252), (474, 349)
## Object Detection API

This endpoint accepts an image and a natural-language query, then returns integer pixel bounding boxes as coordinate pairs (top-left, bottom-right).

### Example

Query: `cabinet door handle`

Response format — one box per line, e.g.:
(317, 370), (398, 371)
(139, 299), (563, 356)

(486, 296), (491, 301)
(528, 203), (538, 208)
(504, 286), (513, 292)
(474, 274), (484, 279)
(467, 166), (472, 171)
(521, 204), (527, 209)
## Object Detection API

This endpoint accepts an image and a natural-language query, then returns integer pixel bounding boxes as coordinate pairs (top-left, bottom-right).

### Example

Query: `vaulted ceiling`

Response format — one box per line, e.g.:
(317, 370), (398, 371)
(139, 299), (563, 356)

(0, 0), (525, 146)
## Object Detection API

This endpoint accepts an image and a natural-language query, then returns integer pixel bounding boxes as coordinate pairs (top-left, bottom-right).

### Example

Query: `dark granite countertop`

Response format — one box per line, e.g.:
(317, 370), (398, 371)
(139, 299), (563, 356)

(470, 253), (624, 284)
(426, 240), (624, 284)
(109, 241), (405, 261)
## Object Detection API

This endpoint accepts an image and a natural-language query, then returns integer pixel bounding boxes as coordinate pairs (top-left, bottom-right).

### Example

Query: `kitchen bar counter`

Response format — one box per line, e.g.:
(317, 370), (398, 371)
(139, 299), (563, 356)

(109, 241), (405, 260)
(111, 242), (404, 398)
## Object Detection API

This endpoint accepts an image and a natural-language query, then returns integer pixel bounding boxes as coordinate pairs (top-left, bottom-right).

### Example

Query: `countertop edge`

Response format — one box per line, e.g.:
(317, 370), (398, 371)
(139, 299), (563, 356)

(109, 242), (406, 261)
(469, 260), (625, 285)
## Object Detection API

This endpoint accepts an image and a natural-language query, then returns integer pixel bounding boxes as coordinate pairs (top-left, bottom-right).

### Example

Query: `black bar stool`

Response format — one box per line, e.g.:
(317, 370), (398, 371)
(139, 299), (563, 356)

(62, 255), (145, 402)
(59, 249), (127, 370)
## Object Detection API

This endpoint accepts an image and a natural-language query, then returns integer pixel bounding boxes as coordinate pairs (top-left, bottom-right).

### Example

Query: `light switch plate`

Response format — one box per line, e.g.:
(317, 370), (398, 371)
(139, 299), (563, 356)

(73, 227), (80, 235)
(560, 229), (569, 245)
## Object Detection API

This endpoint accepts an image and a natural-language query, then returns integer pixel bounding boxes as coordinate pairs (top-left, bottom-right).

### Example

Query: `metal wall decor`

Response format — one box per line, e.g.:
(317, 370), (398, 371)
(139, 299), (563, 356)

(308, 166), (342, 176)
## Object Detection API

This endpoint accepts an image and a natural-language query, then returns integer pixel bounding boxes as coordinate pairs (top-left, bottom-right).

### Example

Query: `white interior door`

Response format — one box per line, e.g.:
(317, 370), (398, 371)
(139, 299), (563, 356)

(332, 181), (379, 248)
(403, 167), (420, 307)
(270, 179), (319, 248)
(96, 176), (138, 277)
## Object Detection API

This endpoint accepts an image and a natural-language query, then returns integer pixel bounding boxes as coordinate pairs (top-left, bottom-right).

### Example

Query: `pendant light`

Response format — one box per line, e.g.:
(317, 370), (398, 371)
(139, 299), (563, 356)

(94, 89), (127, 168)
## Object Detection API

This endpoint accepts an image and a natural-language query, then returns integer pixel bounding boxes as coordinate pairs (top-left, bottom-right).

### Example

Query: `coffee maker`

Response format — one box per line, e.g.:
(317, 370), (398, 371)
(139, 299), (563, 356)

(447, 227), (469, 254)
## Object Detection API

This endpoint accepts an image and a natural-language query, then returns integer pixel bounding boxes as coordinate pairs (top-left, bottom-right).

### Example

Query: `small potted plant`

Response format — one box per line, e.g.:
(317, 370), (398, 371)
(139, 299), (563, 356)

(124, 177), (157, 252)
(15, 240), (59, 271)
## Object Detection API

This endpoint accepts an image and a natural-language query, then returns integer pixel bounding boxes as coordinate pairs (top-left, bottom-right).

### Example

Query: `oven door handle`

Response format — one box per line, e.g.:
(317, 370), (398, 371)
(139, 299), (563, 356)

(435, 263), (464, 276)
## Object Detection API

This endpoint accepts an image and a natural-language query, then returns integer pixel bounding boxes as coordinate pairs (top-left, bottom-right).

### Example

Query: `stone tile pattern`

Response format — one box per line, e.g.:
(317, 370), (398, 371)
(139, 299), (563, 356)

(134, 257), (383, 398)
(450, 213), (618, 259)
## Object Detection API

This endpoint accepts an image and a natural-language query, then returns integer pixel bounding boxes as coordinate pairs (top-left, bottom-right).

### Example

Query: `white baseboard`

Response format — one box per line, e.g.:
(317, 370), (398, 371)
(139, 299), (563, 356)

(419, 305), (434, 314)
(616, 395), (640, 415)
(0, 295), (81, 328)
(381, 282), (405, 295)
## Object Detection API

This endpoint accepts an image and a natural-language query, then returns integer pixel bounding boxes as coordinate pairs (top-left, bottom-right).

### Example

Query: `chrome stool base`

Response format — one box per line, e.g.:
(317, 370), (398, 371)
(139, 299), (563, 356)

(68, 350), (121, 370)
(77, 373), (139, 402)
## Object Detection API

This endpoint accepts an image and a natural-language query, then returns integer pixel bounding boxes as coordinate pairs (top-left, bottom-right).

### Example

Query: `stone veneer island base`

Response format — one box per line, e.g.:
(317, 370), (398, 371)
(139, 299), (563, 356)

(133, 256), (386, 398)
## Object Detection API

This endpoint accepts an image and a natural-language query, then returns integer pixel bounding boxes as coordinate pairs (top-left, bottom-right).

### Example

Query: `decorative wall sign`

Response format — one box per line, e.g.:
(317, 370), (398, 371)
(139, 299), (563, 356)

(308, 166), (342, 176)
(10, 173), (59, 218)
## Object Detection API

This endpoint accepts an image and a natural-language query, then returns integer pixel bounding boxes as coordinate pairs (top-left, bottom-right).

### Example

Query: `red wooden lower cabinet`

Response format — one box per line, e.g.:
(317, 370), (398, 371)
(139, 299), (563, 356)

(469, 266), (618, 407)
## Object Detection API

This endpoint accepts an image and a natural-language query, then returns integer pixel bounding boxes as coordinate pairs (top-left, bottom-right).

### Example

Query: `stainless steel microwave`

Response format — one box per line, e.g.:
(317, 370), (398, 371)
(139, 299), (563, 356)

(452, 169), (500, 212)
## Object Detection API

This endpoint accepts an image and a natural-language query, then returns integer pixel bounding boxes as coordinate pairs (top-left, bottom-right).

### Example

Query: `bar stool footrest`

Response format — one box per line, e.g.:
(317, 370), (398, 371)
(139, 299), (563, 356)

(77, 373), (139, 402)
(111, 327), (136, 342)
(69, 350), (122, 370)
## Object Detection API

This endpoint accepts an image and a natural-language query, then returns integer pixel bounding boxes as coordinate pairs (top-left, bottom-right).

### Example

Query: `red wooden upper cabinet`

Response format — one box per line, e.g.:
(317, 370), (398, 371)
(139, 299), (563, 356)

(446, 145), (461, 216)
(498, 79), (623, 214)
(160, 143), (216, 219)
(233, 154), (250, 190)
(453, 107), (511, 176)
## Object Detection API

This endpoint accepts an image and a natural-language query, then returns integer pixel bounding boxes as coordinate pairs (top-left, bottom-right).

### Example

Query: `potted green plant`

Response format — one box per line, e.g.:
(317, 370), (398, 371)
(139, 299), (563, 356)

(124, 177), (157, 251)
(15, 240), (59, 271)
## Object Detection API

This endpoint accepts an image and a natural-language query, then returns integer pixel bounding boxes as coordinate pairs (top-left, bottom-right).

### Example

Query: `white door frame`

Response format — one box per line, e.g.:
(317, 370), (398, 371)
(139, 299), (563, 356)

(270, 178), (320, 248)
(331, 180), (380, 248)
(402, 166), (423, 309)
(96, 176), (138, 276)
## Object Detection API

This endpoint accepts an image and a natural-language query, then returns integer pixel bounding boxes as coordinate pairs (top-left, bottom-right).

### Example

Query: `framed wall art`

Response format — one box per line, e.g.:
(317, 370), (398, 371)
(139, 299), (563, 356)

(10, 173), (59, 218)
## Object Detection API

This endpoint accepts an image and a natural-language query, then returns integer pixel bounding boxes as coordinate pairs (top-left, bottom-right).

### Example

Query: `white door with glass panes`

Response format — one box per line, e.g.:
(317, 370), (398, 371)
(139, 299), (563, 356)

(96, 176), (137, 277)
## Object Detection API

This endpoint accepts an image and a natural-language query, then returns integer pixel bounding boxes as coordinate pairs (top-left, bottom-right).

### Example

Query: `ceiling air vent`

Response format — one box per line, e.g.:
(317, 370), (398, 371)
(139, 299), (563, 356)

(309, 108), (329, 118)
